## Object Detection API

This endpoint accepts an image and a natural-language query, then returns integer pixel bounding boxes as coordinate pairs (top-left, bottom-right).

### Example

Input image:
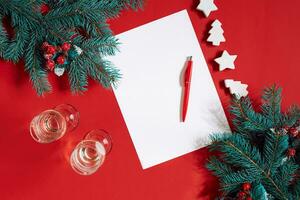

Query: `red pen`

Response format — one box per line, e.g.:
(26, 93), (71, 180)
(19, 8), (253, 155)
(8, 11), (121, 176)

(182, 56), (193, 122)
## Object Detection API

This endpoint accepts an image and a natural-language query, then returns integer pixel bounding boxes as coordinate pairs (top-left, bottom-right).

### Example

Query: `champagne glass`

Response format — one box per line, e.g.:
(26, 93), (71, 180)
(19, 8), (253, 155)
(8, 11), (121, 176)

(70, 129), (112, 175)
(30, 104), (79, 143)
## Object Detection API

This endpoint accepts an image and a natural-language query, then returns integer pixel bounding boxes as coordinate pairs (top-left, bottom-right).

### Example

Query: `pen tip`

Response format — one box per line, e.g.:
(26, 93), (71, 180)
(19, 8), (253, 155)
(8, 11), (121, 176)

(187, 56), (192, 61)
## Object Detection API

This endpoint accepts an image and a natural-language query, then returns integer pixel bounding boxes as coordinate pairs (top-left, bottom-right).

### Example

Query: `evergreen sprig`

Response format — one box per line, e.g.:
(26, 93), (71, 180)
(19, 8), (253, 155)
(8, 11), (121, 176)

(0, 0), (143, 95)
(207, 85), (300, 200)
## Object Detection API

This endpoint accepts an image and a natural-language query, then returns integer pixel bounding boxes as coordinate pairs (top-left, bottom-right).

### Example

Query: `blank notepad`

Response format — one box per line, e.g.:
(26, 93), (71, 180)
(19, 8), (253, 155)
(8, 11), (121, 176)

(111, 10), (230, 169)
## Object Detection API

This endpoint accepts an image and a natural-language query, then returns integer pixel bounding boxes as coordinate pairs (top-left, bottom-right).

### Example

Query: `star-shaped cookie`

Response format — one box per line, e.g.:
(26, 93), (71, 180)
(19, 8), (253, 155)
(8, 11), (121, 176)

(197, 0), (218, 17)
(214, 50), (237, 71)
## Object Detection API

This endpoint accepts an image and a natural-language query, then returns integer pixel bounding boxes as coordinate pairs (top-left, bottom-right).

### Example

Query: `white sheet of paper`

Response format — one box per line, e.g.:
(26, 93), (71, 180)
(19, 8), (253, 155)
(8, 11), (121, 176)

(111, 10), (230, 169)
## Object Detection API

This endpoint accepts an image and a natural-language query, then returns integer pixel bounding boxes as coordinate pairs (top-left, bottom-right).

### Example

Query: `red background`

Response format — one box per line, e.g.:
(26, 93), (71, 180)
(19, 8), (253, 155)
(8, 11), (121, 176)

(0, 0), (299, 199)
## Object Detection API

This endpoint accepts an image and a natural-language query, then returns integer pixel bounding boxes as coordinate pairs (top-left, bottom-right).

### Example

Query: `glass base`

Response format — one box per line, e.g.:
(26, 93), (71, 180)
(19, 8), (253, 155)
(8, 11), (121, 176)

(54, 104), (79, 131)
(84, 129), (113, 154)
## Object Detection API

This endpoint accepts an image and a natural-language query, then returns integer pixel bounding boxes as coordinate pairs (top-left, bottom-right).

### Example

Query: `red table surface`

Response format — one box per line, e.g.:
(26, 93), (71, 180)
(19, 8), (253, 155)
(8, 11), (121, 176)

(0, 0), (299, 199)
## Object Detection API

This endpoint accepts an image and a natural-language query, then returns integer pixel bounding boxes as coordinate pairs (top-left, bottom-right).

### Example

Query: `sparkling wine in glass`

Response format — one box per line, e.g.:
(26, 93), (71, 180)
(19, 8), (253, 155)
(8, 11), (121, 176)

(30, 104), (79, 143)
(70, 129), (112, 175)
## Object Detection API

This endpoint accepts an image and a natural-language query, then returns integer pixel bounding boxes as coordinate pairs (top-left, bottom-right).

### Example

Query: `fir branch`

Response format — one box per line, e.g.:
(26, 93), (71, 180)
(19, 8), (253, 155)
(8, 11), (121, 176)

(206, 156), (233, 177)
(3, 25), (30, 63)
(120, 0), (144, 10)
(231, 97), (272, 134)
(89, 21), (112, 37)
(0, 15), (8, 56)
(273, 160), (298, 188)
(45, 1), (122, 22)
(0, 0), (143, 95)
(212, 134), (289, 199)
(24, 32), (51, 95)
(68, 57), (87, 93)
(281, 105), (300, 127)
(261, 85), (282, 126)
(84, 54), (121, 88)
(207, 86), (300, 200)
(263, 130), (289, 175)
(221, 135), (262, 169)
(221, 169), (260, 192)
(291, 178), (300, 199)
(81, 36), (119, 56)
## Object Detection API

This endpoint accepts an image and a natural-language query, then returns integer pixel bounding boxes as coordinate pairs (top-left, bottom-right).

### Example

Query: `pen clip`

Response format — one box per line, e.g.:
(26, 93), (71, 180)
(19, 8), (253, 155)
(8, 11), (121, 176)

(184, 56), (193, 84)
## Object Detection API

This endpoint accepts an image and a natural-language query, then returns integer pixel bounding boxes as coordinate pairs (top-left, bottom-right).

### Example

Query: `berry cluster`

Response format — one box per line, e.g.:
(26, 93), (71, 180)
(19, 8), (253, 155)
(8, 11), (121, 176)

(283, 123), (300, 157)
(42, 42), (71, 71)
(284, 124), (300, 138)
(237, 182), (252, 200)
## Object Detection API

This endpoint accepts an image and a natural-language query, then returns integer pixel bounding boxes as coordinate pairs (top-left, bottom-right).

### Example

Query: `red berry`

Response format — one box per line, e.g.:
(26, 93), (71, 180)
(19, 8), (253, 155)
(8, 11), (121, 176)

(42, 42), (49, 50)
(56, 55), (65, 65)
(246, 197), (252, 200)
(46, 45), (56, 54)
(40, 4), (50, 15)
(46, 60), (55, 71)
(289, 128), (299, 137)
(238, 191), (247, 198)
(242, 182), (251, 191)
(61, 42), (71, 51)
(287, 148), (296, 157)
